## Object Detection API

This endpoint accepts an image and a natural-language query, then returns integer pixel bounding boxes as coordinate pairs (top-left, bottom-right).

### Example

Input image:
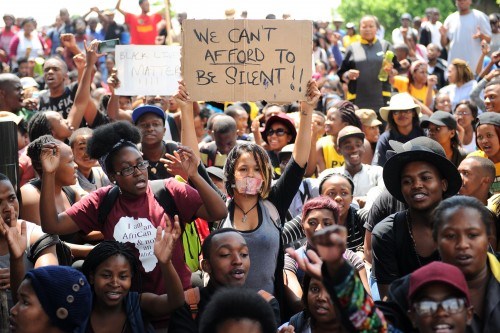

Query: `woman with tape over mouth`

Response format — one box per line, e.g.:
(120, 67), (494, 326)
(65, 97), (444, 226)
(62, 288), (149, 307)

(217, 80), (320, 309)
(37, 120), (227, 330)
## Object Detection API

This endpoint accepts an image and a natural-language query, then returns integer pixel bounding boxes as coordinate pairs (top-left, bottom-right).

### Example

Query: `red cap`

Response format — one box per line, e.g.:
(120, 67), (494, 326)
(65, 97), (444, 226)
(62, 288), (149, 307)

(409, 262), (470, 304)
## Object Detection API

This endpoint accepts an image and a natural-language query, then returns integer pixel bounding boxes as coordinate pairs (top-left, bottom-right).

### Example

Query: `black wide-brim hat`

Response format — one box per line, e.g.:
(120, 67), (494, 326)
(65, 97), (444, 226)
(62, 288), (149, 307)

(383, 137), (462, 203)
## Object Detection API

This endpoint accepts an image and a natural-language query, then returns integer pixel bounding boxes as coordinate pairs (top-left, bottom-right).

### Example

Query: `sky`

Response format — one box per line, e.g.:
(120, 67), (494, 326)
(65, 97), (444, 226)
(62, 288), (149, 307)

(2, 0), (341, 27)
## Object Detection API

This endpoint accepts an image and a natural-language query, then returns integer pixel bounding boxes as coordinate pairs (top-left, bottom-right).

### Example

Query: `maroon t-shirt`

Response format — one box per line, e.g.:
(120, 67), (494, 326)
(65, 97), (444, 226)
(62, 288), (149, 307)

(66, 178), (202, 292)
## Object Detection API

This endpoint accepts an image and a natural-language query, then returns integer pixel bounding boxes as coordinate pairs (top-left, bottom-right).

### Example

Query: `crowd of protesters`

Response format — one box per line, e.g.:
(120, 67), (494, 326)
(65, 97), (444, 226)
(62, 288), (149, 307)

(0, 0), (499, 332)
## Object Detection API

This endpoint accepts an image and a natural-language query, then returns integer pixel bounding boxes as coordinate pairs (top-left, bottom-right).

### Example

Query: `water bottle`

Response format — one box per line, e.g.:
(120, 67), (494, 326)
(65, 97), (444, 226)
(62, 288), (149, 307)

(378, 50), (394, 81)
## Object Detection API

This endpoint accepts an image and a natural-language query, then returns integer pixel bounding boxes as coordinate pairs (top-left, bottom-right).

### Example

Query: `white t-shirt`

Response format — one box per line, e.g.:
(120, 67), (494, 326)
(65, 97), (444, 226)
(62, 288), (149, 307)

(392, 27), (418, 45)
(444, 10), (491, 68)
(421, 21), (443, 47)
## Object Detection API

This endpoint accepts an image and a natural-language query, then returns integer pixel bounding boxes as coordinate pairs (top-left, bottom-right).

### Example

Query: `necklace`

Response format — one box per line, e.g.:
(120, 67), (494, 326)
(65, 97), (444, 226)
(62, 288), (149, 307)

(405, 210), (422, 267)
(234, 201), (258, 223)
(150, 161), (160, 174)
(147, 144), (166, 175)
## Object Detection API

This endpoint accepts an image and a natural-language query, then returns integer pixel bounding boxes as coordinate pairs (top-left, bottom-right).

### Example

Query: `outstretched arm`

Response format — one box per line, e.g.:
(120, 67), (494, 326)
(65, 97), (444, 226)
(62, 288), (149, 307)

(115, 0), (126, 16)
(67, 40), (104, 129)
(293, 80), (320, 167)
(141, 215), (184, 316)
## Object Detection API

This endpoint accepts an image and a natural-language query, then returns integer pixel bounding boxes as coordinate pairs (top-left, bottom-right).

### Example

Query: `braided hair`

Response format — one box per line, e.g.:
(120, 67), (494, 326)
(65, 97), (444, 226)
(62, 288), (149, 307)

(81, 240), (141, 289)
(327, 100), (362, 129)
(27, 112), (51, 142)
(26, 135), (58, 176)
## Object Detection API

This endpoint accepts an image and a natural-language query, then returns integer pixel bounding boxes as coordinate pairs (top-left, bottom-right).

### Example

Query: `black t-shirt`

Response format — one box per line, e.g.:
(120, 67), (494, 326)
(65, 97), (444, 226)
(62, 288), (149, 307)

(38, 82), (78, 119)
(104, 21), (125, 40)
(364, 188), (406, 232)
(371, 211), (440, 285)
(38, 82), (109, 128)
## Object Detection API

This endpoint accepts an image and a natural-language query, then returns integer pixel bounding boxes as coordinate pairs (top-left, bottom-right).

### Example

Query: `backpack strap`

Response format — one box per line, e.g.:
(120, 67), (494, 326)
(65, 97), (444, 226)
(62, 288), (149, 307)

(167, 115), (180, 142)
(184, 287), (201, 320)
(61, 186), (76, 206)
(97, 185), (121, 226)
(149, 179), (179, 218)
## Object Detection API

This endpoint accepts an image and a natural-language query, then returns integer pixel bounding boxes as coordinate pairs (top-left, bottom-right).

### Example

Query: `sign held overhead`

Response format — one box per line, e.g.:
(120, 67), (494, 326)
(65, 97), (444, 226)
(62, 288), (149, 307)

(115, 45), (181, 96)
(182, 19), (312, 102)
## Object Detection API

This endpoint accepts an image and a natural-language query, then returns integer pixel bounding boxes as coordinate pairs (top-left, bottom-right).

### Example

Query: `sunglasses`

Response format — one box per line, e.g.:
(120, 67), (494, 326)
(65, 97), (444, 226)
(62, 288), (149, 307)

(115, 161), (149, 176)
(267, 128), (290, 137)
(412, 297), (466, 317)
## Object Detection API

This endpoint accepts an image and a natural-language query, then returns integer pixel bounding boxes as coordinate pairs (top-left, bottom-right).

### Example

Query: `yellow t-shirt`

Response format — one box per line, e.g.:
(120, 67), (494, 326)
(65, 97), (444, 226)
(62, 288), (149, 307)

(342, 34), (361, 48)
(393, 76), (434, 104)
(467, 150), (500, 194)
(319, 135), (344, 169)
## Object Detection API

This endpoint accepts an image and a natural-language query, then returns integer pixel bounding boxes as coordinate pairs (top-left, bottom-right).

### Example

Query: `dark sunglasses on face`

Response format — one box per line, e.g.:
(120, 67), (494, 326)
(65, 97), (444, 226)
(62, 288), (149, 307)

(115, 161), (149, 176)
(267, 128), (290, 137)
(412, 297), (467, 317)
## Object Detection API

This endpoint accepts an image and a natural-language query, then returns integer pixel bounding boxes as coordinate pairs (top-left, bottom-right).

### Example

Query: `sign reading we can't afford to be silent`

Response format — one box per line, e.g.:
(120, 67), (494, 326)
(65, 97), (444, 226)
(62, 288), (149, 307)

(182, 20), (312, 102)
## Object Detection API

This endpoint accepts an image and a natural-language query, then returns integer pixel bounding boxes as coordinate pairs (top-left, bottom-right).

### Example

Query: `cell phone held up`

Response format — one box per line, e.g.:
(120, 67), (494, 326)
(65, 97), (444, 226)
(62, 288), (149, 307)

(98, 39), (120, 53)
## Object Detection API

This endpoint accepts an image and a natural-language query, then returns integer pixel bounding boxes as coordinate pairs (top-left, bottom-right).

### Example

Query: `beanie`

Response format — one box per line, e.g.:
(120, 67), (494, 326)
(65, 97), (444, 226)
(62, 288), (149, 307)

(26, 266), (93, 332)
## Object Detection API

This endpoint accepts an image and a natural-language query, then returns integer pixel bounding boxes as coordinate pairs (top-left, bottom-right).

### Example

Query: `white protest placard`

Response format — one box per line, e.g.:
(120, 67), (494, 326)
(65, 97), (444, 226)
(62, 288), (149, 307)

(182, 19), (312, 102)
(115, 45), (181, 96)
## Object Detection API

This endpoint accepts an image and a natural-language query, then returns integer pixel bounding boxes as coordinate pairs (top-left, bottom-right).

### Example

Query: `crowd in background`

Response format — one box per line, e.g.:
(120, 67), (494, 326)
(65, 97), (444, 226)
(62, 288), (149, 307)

(0, 0), (500, 332)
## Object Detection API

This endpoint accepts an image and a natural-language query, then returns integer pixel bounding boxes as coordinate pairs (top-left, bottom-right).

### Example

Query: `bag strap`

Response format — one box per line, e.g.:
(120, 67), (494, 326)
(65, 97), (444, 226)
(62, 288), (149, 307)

(97, 186), (121, 226)
(184, 287), (201, 320)
(61, 186), (76, 206)
(149, 179), (179, 218)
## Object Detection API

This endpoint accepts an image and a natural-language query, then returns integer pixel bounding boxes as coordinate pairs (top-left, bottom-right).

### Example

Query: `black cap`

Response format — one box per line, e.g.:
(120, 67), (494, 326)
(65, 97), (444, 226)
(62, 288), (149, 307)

(420, 111), (457, 130)
(476, 112), (500, 128)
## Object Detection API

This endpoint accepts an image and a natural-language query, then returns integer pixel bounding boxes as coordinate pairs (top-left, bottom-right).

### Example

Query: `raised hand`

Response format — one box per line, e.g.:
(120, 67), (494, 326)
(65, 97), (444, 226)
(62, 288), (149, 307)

(40, 142), (60, 174)
(480, 39), (490, 56)
(311, 225), (347, 267)
(302, 79), (321, 107)
(175, 145), (200, 178)
(286, 247), (323, 280)
(173, 80), (190, 109)
(0, 207), (27, 261)
(73, 53), (86, 71)
(154, 214), (181, 265)
(84, 39), (105, 66)
(161, 153), (189, 180)
(427, 74), (438, 87)
(107, 68), (120, 94)
(60, 33), (77, 49)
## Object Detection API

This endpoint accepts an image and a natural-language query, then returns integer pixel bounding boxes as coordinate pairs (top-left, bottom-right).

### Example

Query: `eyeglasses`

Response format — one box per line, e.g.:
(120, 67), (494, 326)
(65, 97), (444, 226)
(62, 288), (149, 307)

(115, 161), (149, 176)
(267, 128), (290, 137)
(392, 110), (413, 116)
(412, 297), (467, 317)
(455, 111), (471, 116)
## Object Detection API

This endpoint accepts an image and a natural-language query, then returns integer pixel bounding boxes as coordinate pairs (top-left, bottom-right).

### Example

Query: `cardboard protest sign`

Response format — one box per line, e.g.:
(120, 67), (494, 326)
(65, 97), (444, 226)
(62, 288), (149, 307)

(115, 45), (181, 96)
(182, 20), (312, 102)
